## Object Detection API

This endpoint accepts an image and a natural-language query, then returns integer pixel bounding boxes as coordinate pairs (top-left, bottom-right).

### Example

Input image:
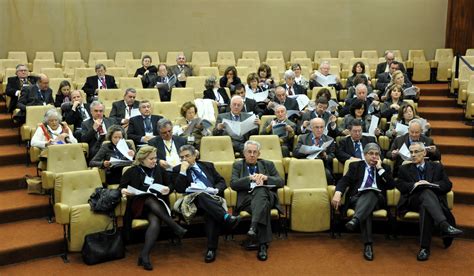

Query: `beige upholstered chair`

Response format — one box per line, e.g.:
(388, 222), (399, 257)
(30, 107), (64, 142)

(152, 101), (180, 121)
(171, 87), (195, 107)
(199, 136), (235, 185)
(61, 52), (82, 67)
(88, 52), (108, 67)
(64, 60), (86, 79)
(41, 68), (64, 79)
(115, 52), (134, 67)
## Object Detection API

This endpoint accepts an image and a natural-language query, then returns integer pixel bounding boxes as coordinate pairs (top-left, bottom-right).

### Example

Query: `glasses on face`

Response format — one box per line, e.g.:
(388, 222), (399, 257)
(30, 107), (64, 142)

(160, 129), (172, 135)
(410, 149), (424, 154)
(179, 153), (192, 159)
(366, 151), (380, 156)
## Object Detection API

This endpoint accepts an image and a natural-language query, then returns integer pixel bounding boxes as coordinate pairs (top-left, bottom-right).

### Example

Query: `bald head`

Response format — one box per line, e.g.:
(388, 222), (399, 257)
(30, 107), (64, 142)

(230, 95), (243, 114)
(310, 118), (325, 138)
(37, 74), (49, 90)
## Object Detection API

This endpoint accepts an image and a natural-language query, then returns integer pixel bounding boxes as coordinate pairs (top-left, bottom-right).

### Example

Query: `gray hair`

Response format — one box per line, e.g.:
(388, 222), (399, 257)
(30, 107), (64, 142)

(205, 76), (217, 90)
(230, 94), (244, 105)
(43, 108), (62, 125)
(157, 118), (172, 130)
(355, 83), (368, 92)
(139, 100), (151, 108)
(363, 142), (380, 154)
(409, 118), (422, 129)
(244, 140), (261, 152)
(319, 61), (330, 68)
(179, 144), (197, 155)
(106, 125), (126, 141)
(16, 64), (27, 71)
(89, 100), (104, 112)
(284, 69), (295, 80)
(410, 142), (426, 151)
(124, 87), (136, 96)
(274, 104), (287, 112)
(95, 63), (106, 71)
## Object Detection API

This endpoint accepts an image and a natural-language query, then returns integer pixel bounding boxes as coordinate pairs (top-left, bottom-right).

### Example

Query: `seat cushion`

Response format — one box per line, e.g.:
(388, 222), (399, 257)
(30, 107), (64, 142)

(290, 188), (330, 232)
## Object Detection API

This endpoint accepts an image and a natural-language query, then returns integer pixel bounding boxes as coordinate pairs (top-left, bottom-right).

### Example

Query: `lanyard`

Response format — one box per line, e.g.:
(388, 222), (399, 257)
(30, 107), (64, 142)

(164, 140), (174, 154)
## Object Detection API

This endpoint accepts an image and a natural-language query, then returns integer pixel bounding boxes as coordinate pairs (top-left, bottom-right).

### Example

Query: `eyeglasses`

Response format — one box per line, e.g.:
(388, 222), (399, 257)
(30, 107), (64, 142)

(179, 153), (192, 159)
(410, 149), (424, 154)
(160, 129), (172, 135)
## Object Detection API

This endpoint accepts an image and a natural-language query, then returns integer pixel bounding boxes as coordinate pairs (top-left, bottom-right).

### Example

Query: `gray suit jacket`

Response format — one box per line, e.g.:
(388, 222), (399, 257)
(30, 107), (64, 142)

(169, 64), (193, 78)
(17, 85), (54, 112)
(109, 100), (140, 124)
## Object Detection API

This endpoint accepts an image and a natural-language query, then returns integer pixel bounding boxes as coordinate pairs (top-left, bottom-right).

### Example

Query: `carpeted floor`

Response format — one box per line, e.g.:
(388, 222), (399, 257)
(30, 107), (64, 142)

(1, 233), (474, 275)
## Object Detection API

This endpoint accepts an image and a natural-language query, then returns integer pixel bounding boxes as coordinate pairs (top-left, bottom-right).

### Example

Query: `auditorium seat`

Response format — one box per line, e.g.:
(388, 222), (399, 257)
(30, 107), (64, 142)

(114, 51), (134, 67)
(32, 59), (55, 75)
(118, 77), (142, 89)
(249, 134), (290, 175)
(465, 92), (474, 120)
(266, 51), (284, 62)
(171, 87), (195, 107)
(241, 51), (261, 64)
(49, 78), (72, 96)
(236, 58), (258, 72)
(235, 66), (252, 84)
(88, 52), (108, 67)
(466, 49), (474, 56)
(106, 67), (129, 80)
(61, 52), (82, 67)
(265, 59), (286, 79)
(165, 51), (184, 65)
(35, 52), (58, 67)
(0, 59), (21, 82)
(293, 58), (313, 75)
(95, 59), (115, 68)
(135, 88), (160, 102)
(214, 51), (236, 75)
(140, 52), (160, 64)
(185, 76), (207, 96)
(433, 48), (453, 82)
(313, 50), (332, 70)
(41, 68), (64, 79)
(98, 88), (123, 114)
(64, 60), (86, 78)
(153, 101), (180, 121)
(458, 75), (474, 105)
(190, 51), (211, 75)
(290, 51), (308, 64)
(311, 86), (337, 101)
(450, 56), (474, 95)
(199, 136), (235, 184)
(7, 51), (30, 69)
(198, 66), (219, 78)
(73, 67), (95, 89)
(125, 59), (142, 77)
(337, 50), (356, 71)
(20, 105), (55, 147)
(361, 50), (379, 70)
(387, 49), (404, 62)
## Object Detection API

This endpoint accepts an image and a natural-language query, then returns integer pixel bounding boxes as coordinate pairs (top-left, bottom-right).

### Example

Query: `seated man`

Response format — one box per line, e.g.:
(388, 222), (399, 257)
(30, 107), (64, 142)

(397, 142), (462, 261)
(309, 61), (343, 91)
(386, 119), (440, 176)
(109, 88), (140, 129)
(80, 101), (115, 158)
(5, 64), (38, 113)
(145, 64), (181, 102)
(293, 118), (335, 184)
(335, 119), (377, 165)
(281, 70), (306, 96)
(375, 51), (406, 76)
(81, 63), (118, 103)
(127, 100), (162, 146)
(340, 83), (380, 117)
(234, 83), (263, 117)
(260, 105), (296, 157)
(169, 54), (193, 87)
(173, 145), (241, 263)
(264, 86), (300, 122)
(62, 90), (91, 141)
(376, 61), (411, 92)
(15, 74), (54, 124)
(213, 95), (260, 154)
(332, 143), (395, 261)
(230, 140), (284, 261)
(299, 97), (339, 137)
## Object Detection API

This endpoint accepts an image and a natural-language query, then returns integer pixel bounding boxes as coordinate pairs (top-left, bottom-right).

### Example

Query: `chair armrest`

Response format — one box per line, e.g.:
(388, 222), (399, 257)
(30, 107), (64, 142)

(282, 157), (292, 174)
(339, 89), (347, 100)
(386, 189), (397, 206)
(405, 60), (413, 69)
(447, 68), (452, 79)
(29, 147), (42, 163)
(278, 185), (292, 206)
(378, 136), (390, 151)
(54, 202), (71, 224)
(41, 171), (56, 190)
(169, 192), (183, 209)
(224, 187), (237, 208)
(332, 158), (344, 175)
(340, 70), (349, 79)
(327, 185), (336, 200)
(453, 79), (459, 89)
(382, 159), (394, 175)
(80, 143), (89, 158)
(20, 126), (32, 142)
(429, 60), (438, 68)
(447, 191), (454, 209)
(115, 197), (127, 217)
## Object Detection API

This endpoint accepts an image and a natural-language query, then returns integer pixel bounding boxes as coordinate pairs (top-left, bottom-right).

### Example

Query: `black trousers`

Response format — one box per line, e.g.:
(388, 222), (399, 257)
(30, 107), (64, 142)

(349, 190), (381, 244)
(407, 189), (447, 248)
(240, 187), (275, 244)
(193, 193), (227, 250)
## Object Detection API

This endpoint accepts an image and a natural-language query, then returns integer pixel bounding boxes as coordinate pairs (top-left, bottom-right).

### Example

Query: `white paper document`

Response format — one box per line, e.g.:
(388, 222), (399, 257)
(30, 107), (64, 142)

(363, 115), (379, 137)
(395, 123), (409, 136)
(288, 94), (310, 111)
(298, 139), (333, 159)
(116, 138), (133, 160)
(399, 143), (412, 161)
(315, 72), (337, 87)
(127, 184), (171, 215)
(109, 157), (132, 167)
(130, 108), (141, 118)
(403, 86), (417, 96)
(222, 114), (258, 136)
(246, 90), (269, 102)
(328, 100), (339, 112)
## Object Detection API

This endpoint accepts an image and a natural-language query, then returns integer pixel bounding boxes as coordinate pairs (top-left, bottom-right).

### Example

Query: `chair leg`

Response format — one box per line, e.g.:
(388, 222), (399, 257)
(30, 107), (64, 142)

(47, 189), (55, 223)
(61, 225), (69, 263)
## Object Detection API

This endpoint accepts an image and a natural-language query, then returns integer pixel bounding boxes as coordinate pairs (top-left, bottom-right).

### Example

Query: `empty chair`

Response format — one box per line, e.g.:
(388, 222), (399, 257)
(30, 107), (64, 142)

(458, 75), (474, 105)
(95, 59), (115, 68)
(165, 51), (184, 65)
(0, 59), (19, 81)
(407, 50), (430, 82)
(88, 52), (108, 67)
(118, 77), (142, 89)
(338, 50), (356, 70)
(466, 49), (474, 56)
(35, 52), (56, 64)
(198, 66), (220, 77)
(115, 51), (134, 67)
(125, 59), (142, 77)
(199, 136), (235, 183)
(465, 92), (474, 120)
(237, 58), (258, 71)
(185, 76), (207, 94)
(433, 48), (454, 82)
(72, 68), (95, 89)
(290, 51), (308, 63)
(61, 52), (82, 67)
(191, 51), (211, 75)
(41, 68), (64, 78)
(8, 51), (29, 67)
(265, 59), (286, 78)
(314, 50), (332, 69)
(235, 67), (252, 84)
(32, 59), (55, 75)
(266, 51), (284, 62)
(170, 87), (195, 106)
(241, 51), (261, 64)
(215, 51), (236, 74)
(106, 67), (128, 79)
(152, 101), (180, 121)
(97, 88), (123, 105)
(135, 88), (160, 102)
(64, 60), (86, 78)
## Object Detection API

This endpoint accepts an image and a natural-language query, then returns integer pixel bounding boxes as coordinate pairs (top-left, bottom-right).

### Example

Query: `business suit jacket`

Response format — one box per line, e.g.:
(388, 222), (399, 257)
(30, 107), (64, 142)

(293, 133), (335, 160)
(281, 83), (307, 95)
(89, 141), (134, 184)
(243, 97), (263, 117)
(230, 159), (284, 213)
(264, 97), (299, 116)
(127, 114), (163, 146)
(81, 75), (118, 102)
(173, 161), (226, 197)
(340, 97), (376, 117)
(80, 117), (115, 158)
(376, 72), (412, 92)
(375, 62), (407, 77)
(148, 135), (187, 162)
(17, 85), (54, 112)
(335, 136), (377, 164)
(169, 64), (193, 79)
(396, 161), (454, 221)
(5, 75), (38, 113)
(336, 160), (395, 213)
(109, 100), (140, 125)
(203, 88), (230, 106)
(62, 103), (91, 130)
(213, 112), (258, 151)
(260, 117), (296, 150)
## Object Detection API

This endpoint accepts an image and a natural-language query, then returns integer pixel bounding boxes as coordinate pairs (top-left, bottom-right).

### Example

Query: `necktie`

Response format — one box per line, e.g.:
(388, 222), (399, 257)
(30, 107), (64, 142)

(191, 166), (212, 187)
(354, 141), (362, 159)
(36, 89), (44, 101)
(288, 86), (293, 95)
(144, 117), (152, 132)
(364, 167), (375, 188)
(100, 77), (107, 89)
(79, 106), (87, 119)
(97, 124), (104, 135)
(164, 140), (172, 157)
(233, 115), (240, 121)
(313, 137), (322, 147)
(417, 166), (425, 181)
(248, 165), (257, 175)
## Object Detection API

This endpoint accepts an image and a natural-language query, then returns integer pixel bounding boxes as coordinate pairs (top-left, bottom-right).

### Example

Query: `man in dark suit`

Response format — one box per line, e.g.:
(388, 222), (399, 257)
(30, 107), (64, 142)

(340, 84), (380, 117)
(173, 144), (240, 263)
(376, 61), (412, 92)
(396, 142), (462, 261)
(5, 64), (38, 113)
(109, 88), (140, 129)
(299, 97), (339, 136)
(126, 100), (162, 147)
(375, 51), (406, 76)
(81, 63), (118, 103)
(281, 70), (306, 96)
(264, 86), (300, 123)
(332, 143), (395, 261)
(336, 119), (377, 164)
(234, 84), (263, 117)
(230, 140), (284, 261)
(62, 90), (91, 141)
(213, 95), (260, 154)
(293, 118), (335, 184)
(15, 74), (54, 124)
(80, 101), (115, 158)
(387, 119), (440, 176)
(169, 54), (193, 87)
(146, 64), (181, 102)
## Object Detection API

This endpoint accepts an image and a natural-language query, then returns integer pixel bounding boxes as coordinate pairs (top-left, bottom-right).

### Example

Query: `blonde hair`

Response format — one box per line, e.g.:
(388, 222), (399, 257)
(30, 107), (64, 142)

(133, 145), (157, 166)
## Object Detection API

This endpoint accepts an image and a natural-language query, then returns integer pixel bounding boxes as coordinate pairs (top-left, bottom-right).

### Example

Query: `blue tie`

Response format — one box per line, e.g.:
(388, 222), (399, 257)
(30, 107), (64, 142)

(144, 117), (152, 133)
(364, 167), (375, 188)
(233, 115), (240, 121)
(191, 166), (212, 187)
(417, 166), (425, 181)
(354, 142), (362, 159)
(248, 165), (257, 175)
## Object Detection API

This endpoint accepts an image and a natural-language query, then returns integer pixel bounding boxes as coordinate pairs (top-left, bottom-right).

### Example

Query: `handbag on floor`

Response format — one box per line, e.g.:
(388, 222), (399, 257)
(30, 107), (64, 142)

(81, 218), (125, 265)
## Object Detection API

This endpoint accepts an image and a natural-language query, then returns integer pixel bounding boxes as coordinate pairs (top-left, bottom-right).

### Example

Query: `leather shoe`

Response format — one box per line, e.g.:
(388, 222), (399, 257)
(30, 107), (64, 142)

(345, 217), (359, 232)
(443, 237), (454, 249)
(175, 227), (188, 239)
(417, 248), (430, 261)
(247, 227), (257, 238)
(441, 225), (463, 238)
(226, 215), (241, 229)
(363, 244), (373, 261)
(204, 249), (216, 263)
(257, 244), (268, 261)
(138, 256), (153, 271)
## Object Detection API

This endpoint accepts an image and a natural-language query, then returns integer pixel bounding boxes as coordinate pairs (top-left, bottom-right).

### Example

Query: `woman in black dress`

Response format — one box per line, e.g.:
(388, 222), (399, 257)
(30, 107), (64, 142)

(119, 146), (187, 271)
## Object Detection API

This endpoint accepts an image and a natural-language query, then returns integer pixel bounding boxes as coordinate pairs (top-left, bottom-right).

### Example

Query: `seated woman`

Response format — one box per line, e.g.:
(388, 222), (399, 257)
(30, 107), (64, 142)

(134, 55), (157, 78)
(382, 70), (420, 102)
(173, 101), (208, 149)
(257, 64), (275, 91)
(380, 84), (404, 120)
(245, 73), (265, 94)
(346, 74), (374, 99)
(54, 80), (72, 108)
(31, 109), (77, 150)
(119, 146), (187, 271)
(219, 66), (241, 94)
(341, 99), (381, 136)
(386, 103), (431, 138)
(90, 125), (135, 185)
(203, 75), (230, 113)
(292, 63), (309, 90)
(346, 61), (371, 89)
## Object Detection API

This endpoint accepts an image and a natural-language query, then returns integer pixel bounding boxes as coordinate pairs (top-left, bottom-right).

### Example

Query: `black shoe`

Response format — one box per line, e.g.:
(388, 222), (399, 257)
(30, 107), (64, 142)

(226, 215), (241, 229)
(138, 256), (153, 271)
(345, 218), (359, 232)
(417, 248), (430, 261)
(204, 249), (216, 263)
(247, 227), (257, 238)
(441, 225), (463, 238)
(175, 227), (188, 239)
(363, 244), (373, 261)
(443, 237), (454, 249)
(257, 244), (268, 261)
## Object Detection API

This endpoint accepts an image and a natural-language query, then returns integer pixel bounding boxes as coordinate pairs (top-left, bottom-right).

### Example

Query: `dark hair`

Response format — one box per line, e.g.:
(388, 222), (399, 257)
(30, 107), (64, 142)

(223, 66), (238, 78)
(142, 55), (152, 63)
(353, 74), (369, 86)
(291, 63), (301, 71)
(387, 84), (403, 101)
(397, 103), (418, 122)
(234, 83), (245, 92)
(316, 88), (332, 101)
(316, 97), (329, 106)
(258, 64), (272, 78)
(247, 72), (259, 84)
(348, 118), (363, 130)
(106, 125), (126, 141)
(180, 101), (197, 118)
(351, 61), (366, 75)
(57, 80), (71, 95)
(349, 99), (367, 117)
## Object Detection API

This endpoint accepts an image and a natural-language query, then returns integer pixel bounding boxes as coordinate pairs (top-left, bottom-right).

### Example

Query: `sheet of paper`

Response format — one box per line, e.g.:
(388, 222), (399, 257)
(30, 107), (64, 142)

(315, 72), (337, 86)
(109, 157), (132, 167)
(298, 145), (320, 155)
(130, 108), (141, 118)
(223, 114), (258, 136)
(272, 123), (287, 137)
(328, 100), (339, 112)
(147, 183), (166, 194)
(367, 115), (380, 136)
(403, 86), (417, 96)
(246, 90), (269, 102)
(172, 125), (184, 136)
(239, 114), (258, 135)
(286, 110), (300, 118)
(116, 138), (132, 160)
(395, 122), (409, 136)
(289, 94), (310, 111)
(399, 143), (412, 161)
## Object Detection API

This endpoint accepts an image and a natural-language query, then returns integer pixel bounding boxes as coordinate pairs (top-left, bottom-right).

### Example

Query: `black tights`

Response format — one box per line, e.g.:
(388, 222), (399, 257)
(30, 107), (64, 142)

(141, 197), (183, 262)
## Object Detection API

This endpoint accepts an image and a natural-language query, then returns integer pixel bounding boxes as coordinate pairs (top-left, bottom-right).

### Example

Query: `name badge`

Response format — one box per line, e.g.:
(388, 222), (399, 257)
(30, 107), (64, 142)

(145, 132), (153, 137)
(144, 176), (154, 185)
(187, 135), (195, 143)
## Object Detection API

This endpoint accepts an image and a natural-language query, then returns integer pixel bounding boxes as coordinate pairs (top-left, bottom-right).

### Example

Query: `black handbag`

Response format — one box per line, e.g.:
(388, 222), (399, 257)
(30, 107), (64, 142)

(81, 219), (125, 265)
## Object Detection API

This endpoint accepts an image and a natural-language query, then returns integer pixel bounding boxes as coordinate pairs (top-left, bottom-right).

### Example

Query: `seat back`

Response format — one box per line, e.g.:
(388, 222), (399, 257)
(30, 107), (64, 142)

(311, 86), (337, 100)
(46, 143), (88, 173)
(241, 51), (261, 64)
(266, 51), (284, 62)
(258, 115), (276, 133)
(166, 51), (184, 65)
(98, 89), (123, 105)
(235, 67), (252, 84)
(387, 49), (404, 61)
(115, 52), (134, 67)
(200, 136), (235, 162)
(8, 51), (28, 64)
(287, 159), (327, 189)
(0, 59), (21, 74)
(54, 170), (102, 206)
(466, 49), (474, 56)
(61, 52), (82, 67)
(106, 67), (128, 79)
(265, 59), (285, 75)
(186, 76), (207, 94)
(249, 135), (283, 160)
(237, 58), (258, 72)
(64, 60), (86, 78)
(313, 50), (332, 67)
(135, 88), (160, 102)
(293, 58), (313, 74)
(171, 87), (195, 106)
(88, 52), (108, 67)
(434, 48), (454, 81)
(361, 50), (379, 65)
(338, 50), (356, 70)
(408, 50), (426, 62)
(32, 59), (55, 74)
(95, 59), (115, 68)
(118, 77), (142, 89)
(24, 106), (55, 138)
(198, 66), (220, 77)
(191, 51), (211, 67)
(49, 78), (72, 96)
(41, 68), (64, 78)
(35, 52), (55, 62)
(290, 51), (308, 63)
(152, 101), (180, 121)
(343, 159), (359, 175)
(140, 52), (160, 64)
(125, 59), (142, 77)
(73, 67), (95, 87)
(216, 51), (236, 67)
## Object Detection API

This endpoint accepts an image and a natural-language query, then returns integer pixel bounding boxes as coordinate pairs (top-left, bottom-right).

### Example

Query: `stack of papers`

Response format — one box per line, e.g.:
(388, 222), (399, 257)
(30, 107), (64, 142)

(399, 143), (412, 161)
(298, 139), (334, 159)
(222, 114), (258, 136)
(315, 72), (337, 86)
(246, 90), (269, 102)
(272, 123), (287, 138)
